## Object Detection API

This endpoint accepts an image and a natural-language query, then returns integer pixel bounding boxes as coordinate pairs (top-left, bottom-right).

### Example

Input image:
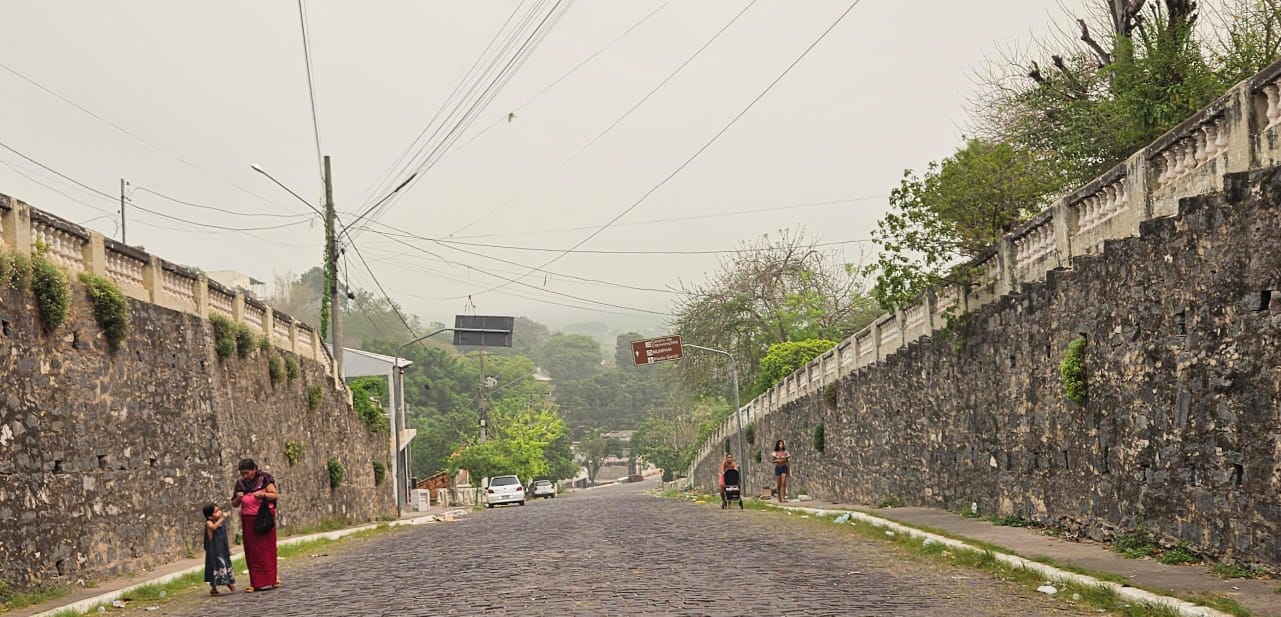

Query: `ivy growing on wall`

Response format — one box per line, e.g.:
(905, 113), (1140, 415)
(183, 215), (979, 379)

(209, 315), (236, 361)
(744, 422), (756, 446)
(79, 272), (129, 352)
(307, 385), (324, 410)
(267, 354), (284, 385)
(0, 249), (32, 289)
(372, 460), (386, 486)
(1060, 335), (1088, 405)
(31, 255), (69, 334)
(283, 440), (304, 465)
(234, 323), (256, 359)
(822, 382), (839, 409)
(285, 356), (300, 381)
(327, 456), (345, 489)
(812, 422), (826, 454)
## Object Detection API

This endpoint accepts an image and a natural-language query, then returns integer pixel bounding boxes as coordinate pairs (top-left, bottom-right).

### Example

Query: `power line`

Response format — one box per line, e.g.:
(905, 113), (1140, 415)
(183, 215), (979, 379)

(361, 230), (675, 316)
(0, 158), (114, 216)
(0, 139), (116, 201)
(298, 0), (325, 184)
(467, 0), (867, 300)
(424, 235), (874, 255)
(133, 186), (313, 219)
(445, 2), (671, 159)
(448, 0), (757, 237)
(0, 61), (291, 209)
(127, 199), (313, 232)
(362, 228), (683, 294)
(441, 196), (887, 241)
(352, 0), (569, 236)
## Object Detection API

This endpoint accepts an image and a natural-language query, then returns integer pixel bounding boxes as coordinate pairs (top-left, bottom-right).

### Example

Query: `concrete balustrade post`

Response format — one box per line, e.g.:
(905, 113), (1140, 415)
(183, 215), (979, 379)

(998, 237), (1016, 295)
(871, 319), (882, 363)
(5, 201), (32, 254)
(83, 232), (106, 276)
(143, 255), (161, 304)
(264, 307), (275, 338)
(1225, 86), (1252, 174)
(289, 321), (299, 355)
(195, 275), (210, 319)
(1052, 202), (1072, 263)
(232, 292), (245, 324)
(1124, 150), (1151, 237)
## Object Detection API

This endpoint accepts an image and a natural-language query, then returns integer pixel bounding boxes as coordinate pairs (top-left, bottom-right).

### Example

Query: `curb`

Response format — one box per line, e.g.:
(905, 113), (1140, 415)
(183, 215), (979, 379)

(29, 513), (442, 617)
(765, 503), (1233, 617)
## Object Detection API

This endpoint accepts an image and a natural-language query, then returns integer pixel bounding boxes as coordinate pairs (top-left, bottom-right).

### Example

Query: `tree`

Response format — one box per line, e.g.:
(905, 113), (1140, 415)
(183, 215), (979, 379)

(671, 230), (878, 398)
(632, 397), (732, 481)
(268, 270), (321, 325)
(867, 140), (1063, 310)
(753, 339), (839, 397)
(579, 430), (623, 484)
(538, 333), (602, 381)
(447, 398), (576, 483)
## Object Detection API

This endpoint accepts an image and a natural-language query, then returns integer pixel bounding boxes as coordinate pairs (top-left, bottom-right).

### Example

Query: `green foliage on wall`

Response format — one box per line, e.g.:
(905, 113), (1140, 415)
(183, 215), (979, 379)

(0, 249), (32, 289)
(822, 382), (839, 409)
(350, 376), (389, 433)
(327, 456), (345, 489)
(372, 460), (386, 486)
(30, 255), (68, 334)
(267, 354), (284, 385)
(285, 356), (300, 381)
(78, 272), (129, 352)
(307, 385), (323, 410)
(1060, 335), (1088, 405)
(235, 323), (256, 359)
(744, 422), (756, 446)
(283, 440), (304, 465)
(812, 422), (826, 454)
(209, 315), (236, 361)
(258, 334), (271, 354)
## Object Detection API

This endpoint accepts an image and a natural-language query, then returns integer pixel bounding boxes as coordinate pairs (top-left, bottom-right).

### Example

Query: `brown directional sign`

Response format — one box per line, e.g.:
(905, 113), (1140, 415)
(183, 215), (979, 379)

(631, 335), (683, 366)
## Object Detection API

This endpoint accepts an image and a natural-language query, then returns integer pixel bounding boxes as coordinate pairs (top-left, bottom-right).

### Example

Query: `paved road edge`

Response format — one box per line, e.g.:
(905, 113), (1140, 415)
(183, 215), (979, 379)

(27, 514), (442, 617)
(765, 503), (1234, 617)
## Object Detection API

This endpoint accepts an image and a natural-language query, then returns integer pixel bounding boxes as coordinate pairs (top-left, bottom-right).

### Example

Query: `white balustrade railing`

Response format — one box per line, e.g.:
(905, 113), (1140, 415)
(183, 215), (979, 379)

(243, 303), (265, 332)
(1151, 114), (1228, 190)
(105, 249), (145, 289)
(1014, 220), (1055, 266)
(1264, 75), (1281, 129)
(209, 289), (234, 319)
(904, 304), (927, 331)
(274, 317), (292, 349)
(161, 269), (197, 307)
(32, 220), (86, 272)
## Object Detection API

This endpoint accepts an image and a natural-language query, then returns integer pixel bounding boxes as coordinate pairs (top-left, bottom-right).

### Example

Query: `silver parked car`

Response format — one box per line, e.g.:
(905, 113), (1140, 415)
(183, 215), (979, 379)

(485, 475), (525, 507)
(530, 479), (556, 499)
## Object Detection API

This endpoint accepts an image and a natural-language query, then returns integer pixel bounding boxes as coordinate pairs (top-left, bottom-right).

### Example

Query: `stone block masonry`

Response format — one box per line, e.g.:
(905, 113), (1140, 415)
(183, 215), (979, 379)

(0, 274), (394, 591)
(696, 167), (1281, 568)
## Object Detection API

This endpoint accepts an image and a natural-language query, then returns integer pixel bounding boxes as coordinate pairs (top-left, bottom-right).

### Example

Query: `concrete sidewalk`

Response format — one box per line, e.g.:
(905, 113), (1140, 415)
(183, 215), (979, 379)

(771, 501), (1278, 617)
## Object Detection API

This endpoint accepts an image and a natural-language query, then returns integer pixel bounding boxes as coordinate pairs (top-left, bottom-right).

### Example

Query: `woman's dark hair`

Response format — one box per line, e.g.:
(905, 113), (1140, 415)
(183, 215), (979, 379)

(238, 458), (258, 471)
(774, 440), (786, 451)
(202, 503), (217, 519)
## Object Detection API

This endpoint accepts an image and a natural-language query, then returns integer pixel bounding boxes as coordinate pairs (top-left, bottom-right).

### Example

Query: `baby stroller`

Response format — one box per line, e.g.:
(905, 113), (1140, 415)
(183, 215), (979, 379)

(721, 468), (743, 509)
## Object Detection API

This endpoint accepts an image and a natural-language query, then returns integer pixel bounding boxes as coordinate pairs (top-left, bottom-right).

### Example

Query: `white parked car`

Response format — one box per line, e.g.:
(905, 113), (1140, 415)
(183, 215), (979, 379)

(485, 475), (525, 507)
(530, 479), (556, 499)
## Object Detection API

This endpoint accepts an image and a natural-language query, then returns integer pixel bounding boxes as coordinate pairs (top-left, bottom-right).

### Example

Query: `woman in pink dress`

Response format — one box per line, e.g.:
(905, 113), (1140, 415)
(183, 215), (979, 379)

(232, 458), (279, 592)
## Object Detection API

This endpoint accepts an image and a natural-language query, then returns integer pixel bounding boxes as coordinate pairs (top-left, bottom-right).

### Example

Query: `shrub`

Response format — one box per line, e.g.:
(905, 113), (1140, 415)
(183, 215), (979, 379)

(78, 272), (129, 352)
(1113, 526), (1158, 559)
(285, 356), (300, 381)
(1, 250), (32, 289)
(990, 513), (1030, 527)
(235, 323), (255, 359)
(350, 376), (389, 433)
(372, 460), (386, 486)
(744, 423), (756, 446)
(752, 449), (762, 463)
(812, 422), (825, 454)
(209, 315), (236, 360)
(1157, 545), (1201, 565)
(267, 354), (284, 384)
(30, 255), (69, 333)
(753, 339), (839, 396)
(822, 382), (839, 409)
(283, 440), (304, 465)
(307, 385), (323, 410)
(1060, 335), (1087, 405)
(258, 334), (271, 354)
(327, 457), (345, 489)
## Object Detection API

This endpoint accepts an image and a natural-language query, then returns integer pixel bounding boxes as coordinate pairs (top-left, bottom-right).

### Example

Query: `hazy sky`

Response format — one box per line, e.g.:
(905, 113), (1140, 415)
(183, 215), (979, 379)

(0, 0), (1094, 331)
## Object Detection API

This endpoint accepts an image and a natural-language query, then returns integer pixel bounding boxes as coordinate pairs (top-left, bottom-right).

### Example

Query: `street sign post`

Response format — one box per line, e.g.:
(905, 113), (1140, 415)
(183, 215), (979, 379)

(631, 335), (683, 366)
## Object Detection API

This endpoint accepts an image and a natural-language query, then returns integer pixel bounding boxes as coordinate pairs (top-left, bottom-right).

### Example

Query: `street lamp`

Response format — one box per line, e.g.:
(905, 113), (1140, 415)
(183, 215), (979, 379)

(685, 344), (747, 485)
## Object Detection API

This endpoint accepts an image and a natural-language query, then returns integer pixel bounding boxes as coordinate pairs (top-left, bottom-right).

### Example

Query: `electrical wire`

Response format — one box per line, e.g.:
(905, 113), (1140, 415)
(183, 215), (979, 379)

(0, 158), (114, 216)
(447, 0), (758, 237)
(0, 139), (116, 201)
(298, 0), (325, 183)
(0, 61), (291, 209)
(351, 0), (569, 236)
(126, 199), (313, 232)
(445, 196), (886, 240)
(133, 186), (313, 219)
(421, 235), (874, 255)
(467, 0), (867, 299)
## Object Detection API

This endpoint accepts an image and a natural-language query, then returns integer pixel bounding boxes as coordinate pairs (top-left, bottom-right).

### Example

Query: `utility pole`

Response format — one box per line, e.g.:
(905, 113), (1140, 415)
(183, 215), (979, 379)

(119, 179), (127, 244)
(324, 155), (343, 379)
(478, 348), (488, 443)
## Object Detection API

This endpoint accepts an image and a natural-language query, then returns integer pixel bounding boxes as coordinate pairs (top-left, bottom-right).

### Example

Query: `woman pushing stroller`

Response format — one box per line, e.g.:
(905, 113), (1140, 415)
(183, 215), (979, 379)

(719, 453), (740, 509)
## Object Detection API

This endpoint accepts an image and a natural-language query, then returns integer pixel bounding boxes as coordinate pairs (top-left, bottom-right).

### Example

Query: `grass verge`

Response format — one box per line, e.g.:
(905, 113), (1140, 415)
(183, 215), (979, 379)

(29, 524), (400, 616)
(665, 490), (1247, 617)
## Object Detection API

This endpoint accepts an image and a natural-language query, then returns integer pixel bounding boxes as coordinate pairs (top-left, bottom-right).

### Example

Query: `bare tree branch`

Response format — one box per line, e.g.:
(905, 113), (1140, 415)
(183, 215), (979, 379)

(1078, 18), (1113, 66)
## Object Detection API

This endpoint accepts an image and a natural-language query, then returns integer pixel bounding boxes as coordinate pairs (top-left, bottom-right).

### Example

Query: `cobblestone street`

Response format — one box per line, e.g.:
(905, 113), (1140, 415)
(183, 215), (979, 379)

(157, 481), (1095, 616)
